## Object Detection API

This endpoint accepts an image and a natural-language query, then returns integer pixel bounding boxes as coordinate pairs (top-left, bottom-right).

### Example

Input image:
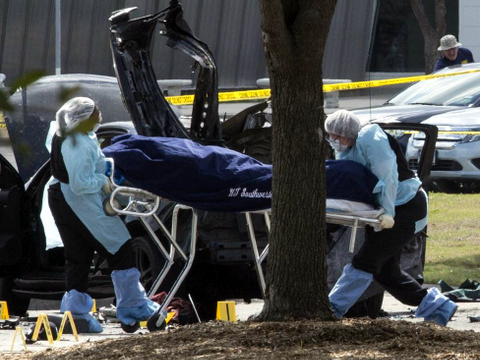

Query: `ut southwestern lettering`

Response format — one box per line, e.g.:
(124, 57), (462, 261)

(228, 187), (272, 199)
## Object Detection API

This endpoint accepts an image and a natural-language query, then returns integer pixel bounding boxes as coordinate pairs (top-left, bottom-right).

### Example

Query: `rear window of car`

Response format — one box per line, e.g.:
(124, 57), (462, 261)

(388, 71), (480, 107)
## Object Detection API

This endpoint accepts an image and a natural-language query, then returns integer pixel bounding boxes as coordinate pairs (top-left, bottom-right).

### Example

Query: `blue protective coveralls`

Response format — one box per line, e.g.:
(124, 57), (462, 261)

(328, 124), (457, 326)
(48, 129), (159, 331)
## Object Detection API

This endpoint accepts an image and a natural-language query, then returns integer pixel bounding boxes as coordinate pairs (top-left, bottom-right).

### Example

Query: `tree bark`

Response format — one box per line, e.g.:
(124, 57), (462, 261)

(410, 0), (447, 73)
(258, 0), (337, 321)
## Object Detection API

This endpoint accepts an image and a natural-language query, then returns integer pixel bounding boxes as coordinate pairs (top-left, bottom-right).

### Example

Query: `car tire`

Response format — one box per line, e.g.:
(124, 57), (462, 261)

(0, 277), (30, 316)
(131, 235), (164, 293)
(428, 179), (460, 194)
(459, 180), (480, 193)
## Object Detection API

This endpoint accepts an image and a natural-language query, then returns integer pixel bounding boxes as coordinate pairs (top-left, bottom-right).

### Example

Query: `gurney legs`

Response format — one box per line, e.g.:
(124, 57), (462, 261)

(147, 205), (198, 331)
(245, 211), (271, 298)
(137, 215), (175, 298)
(136, 205), (193, 298)
(245, 211), (379, 300)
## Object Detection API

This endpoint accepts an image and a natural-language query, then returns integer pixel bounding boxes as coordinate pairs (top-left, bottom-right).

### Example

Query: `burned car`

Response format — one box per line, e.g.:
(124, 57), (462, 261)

(1, 0), (437, 321)
(0, 3), (268, 319)
(0, 76), (268, 320)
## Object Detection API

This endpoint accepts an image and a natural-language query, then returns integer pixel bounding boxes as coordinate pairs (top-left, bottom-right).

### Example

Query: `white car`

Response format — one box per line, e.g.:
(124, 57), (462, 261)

(352, 62), (480, 193)
(406, 107), (480, 193)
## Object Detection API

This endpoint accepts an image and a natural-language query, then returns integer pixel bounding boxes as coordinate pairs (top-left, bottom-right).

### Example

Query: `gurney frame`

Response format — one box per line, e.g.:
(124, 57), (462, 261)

(245, 210), (379, 297)
(106, 159), (380, 325)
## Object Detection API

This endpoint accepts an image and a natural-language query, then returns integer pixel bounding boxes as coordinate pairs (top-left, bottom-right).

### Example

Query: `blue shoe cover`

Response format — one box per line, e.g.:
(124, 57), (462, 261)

(330, 303), (345, 319)
(116, 300), (160, 326)
(60, 289), (94, 314)
(425, 300), (458, 326)
(60, 290), (102, 333)
(415, 287), (458, 326)
(112, 268), (160, 325)
(329, 264), (373, 319)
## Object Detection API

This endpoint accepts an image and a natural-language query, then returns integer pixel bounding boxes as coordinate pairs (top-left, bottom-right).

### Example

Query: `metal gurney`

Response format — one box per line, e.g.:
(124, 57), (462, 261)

(102, 136), (381, 328)
(105, 172), (379, 325)
(105, 164), (379, 328)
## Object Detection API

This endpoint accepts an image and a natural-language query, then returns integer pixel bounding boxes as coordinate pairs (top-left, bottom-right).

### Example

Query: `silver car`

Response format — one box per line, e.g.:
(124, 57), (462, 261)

(352, 62), (480, 193)
(406, 107), (480, 193)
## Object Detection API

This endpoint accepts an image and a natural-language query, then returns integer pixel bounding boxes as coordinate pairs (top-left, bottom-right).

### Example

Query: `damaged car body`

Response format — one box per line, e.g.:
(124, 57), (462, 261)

(1, 0), (437, 321)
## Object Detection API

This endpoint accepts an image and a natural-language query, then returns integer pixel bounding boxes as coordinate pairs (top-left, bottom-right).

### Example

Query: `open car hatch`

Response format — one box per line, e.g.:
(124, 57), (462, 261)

(109, 0), (222, 145)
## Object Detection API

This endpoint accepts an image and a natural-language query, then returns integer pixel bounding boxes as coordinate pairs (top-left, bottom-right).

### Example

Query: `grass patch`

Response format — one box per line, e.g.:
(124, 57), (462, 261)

(424, 192), (480, 286)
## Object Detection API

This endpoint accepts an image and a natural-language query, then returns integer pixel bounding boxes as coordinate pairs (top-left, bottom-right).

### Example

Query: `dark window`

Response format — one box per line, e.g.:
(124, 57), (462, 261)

(369, 0), (459, 72)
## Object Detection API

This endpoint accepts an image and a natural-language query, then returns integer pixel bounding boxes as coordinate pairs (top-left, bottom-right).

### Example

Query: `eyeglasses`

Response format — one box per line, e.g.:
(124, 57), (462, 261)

(329, 134), (342, 141)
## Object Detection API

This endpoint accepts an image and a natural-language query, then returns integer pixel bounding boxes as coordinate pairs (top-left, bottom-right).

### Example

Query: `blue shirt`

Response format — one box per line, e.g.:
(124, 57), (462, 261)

(433, 47), (474, 72)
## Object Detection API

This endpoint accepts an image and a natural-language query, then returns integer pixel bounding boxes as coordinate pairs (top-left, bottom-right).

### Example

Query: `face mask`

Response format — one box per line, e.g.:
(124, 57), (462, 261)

(328, 138), (348, 152)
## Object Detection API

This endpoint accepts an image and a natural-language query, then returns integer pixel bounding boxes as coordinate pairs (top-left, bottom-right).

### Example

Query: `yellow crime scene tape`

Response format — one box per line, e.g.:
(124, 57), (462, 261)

(166, 89), (271, 106)
(165, 68), (480, 106)
(0, 111), (5, 128)
(438, 131), (480, 135)
(402, 130), (480, 136)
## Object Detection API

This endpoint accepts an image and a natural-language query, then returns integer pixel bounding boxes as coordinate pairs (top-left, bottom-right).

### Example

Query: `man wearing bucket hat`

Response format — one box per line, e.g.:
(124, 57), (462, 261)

(433, 34), (474, 72)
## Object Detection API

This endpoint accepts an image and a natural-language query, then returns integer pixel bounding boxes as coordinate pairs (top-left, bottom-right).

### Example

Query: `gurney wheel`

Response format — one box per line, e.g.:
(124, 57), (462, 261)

(147, 310), (167, 332)
(121, 322), (140, 333)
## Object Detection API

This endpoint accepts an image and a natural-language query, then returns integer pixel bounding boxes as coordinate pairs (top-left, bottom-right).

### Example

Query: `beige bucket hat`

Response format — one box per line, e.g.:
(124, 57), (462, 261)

(438, 34), (461, 51)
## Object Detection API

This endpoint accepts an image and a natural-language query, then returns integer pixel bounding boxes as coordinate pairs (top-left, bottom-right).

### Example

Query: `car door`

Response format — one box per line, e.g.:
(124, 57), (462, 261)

(379, 122), (438, 184)
(0, 152), (25, 267)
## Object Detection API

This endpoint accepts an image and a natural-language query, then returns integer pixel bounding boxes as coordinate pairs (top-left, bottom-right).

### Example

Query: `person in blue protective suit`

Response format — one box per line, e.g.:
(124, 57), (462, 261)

(324, 109), (457, 326)
(47, 97), (159, 333)
(433, 34), (474, 73)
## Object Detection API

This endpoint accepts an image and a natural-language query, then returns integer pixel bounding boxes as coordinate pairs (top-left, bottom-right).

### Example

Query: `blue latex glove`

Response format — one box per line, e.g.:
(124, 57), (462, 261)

(105, 161), (125, 185)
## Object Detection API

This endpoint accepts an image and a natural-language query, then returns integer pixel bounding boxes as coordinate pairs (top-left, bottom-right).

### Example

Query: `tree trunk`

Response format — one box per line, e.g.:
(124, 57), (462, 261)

(258, 0), (337, 321)
(410, 0), (447, 73)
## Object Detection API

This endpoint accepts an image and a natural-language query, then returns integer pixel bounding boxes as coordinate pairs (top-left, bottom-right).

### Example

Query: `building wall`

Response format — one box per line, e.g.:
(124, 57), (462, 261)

(0, 0), (270, 88)
(459, 0), (480, 62)
(323, 0), (377, 81)
(0, 0), (375, 89)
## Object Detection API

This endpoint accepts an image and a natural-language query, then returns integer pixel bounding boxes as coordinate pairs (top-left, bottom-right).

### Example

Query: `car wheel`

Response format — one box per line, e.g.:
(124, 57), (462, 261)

(0, 277), (30, 316)
(131, 235), (164, 293)
(427, 179), (460, 193)
(459, 180), (480, 193)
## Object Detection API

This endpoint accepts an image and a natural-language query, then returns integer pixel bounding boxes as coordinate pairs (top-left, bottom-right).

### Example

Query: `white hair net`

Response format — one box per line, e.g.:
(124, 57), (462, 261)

(56, 97), (96, 135)
(324, 110), (361, 140)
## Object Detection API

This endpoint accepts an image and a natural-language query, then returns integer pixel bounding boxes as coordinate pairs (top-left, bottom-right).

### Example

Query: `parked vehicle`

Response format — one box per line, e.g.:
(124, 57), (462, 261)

(405, 107), (480, 193)
(354, 63), (480, 124)
(352, 62), (480, 192)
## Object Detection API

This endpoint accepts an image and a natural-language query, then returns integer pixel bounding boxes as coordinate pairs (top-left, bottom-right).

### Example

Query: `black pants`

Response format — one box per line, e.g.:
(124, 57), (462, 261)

(48, 183), (134, 293)
(352, 189), (428, 306)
